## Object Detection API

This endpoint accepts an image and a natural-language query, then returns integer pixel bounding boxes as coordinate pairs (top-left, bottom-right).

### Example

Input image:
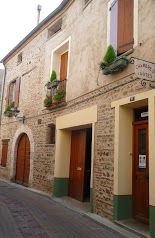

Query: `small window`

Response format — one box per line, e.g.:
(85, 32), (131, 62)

(1, 139), (9, 167)
(17, 53), (22, 64)
(48, 19), (62, 39)
(47, 124), (55, 144)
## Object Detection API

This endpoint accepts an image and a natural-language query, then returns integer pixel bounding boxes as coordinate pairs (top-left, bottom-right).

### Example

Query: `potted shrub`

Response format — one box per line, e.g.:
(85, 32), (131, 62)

(100, 45), (130, 75)
(52, 88), (65, 104)
(45, 70), (59, 90)
(44, 98), (52, 107)
(50, 70), (57, 82)
(50, 70), (60, 88)
(4, 102), (14, 117)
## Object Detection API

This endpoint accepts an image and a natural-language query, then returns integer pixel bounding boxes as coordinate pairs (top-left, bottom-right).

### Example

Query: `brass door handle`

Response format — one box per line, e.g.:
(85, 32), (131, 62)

(77, 167), (82, 171)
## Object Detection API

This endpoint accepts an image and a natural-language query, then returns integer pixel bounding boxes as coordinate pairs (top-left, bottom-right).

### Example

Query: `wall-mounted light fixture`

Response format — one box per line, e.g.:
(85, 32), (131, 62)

(10, 108), (25, 123)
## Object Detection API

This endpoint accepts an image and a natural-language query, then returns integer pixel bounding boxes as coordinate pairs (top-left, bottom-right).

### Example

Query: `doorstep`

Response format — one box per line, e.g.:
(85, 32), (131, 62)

(51, 196), (142, 238)
(114, 219), (150, 238)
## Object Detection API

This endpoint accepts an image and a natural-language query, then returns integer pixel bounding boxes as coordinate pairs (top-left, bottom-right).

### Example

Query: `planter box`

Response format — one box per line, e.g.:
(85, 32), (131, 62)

(102, 57), (130, 75)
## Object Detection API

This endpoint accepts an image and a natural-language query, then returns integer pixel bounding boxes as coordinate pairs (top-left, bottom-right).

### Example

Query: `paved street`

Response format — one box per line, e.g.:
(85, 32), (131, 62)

(0, 180), (123, 238)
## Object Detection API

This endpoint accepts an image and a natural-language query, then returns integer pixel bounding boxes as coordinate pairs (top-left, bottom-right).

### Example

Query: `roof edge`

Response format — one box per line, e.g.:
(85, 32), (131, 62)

(0, 0), (70, 64)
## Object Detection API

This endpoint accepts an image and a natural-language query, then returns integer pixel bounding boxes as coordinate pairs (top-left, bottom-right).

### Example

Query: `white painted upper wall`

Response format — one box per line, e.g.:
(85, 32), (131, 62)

(2, 0), (155, 116)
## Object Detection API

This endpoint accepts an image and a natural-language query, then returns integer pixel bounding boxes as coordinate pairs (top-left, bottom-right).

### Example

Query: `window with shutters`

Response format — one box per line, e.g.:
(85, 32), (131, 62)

(109, 0), (134, 55)
(5, 77), (21, 109)
(1, 139), (9, 167)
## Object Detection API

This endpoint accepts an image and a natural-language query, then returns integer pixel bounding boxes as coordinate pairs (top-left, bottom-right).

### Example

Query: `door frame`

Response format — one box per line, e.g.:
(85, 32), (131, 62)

(132, 120), (149, 223)
(10, 126), (34, 186)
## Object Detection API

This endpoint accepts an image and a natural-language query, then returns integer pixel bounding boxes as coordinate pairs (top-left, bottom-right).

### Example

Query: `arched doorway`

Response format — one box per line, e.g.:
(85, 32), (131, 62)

(15, 133), (30, 186)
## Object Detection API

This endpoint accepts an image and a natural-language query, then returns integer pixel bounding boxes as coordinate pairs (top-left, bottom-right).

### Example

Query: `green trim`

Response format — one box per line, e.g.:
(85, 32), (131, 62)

(53, 178), (69, 197)
(113, 195), (132, 220)
(150, 206), (155, 238)
(90, 187), (93, 213)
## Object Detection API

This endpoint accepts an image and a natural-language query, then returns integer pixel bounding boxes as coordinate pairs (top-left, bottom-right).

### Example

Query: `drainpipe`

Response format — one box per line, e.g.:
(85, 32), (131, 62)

(0, 64), (6, 123)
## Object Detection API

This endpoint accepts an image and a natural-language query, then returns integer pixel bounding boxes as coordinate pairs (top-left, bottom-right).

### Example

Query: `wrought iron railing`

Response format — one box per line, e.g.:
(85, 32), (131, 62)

(45, 79), (67, 107)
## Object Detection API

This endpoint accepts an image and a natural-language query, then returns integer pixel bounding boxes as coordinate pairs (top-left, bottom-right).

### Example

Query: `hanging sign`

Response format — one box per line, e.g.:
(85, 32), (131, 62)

(139, 154), (146, 168)
(135, 59), (155, 80)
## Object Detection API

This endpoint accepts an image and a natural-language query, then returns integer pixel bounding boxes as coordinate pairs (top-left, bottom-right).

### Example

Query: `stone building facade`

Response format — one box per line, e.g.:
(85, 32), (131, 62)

(0, 0), (155, 237)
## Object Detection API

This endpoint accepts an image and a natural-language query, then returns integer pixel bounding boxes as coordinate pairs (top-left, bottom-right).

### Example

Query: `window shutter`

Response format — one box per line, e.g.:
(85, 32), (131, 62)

(1, 140), (9, 167)
(14, 77), (21, 108)
(60, 51), (68, 81)
(5, 84), (10, 109)
(117, 0), (134, 54)
(110, 0), (118, 54)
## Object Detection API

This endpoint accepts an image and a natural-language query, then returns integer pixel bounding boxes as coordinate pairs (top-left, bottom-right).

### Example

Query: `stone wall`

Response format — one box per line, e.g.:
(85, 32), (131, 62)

(0, 0), (155, 221)
(0, 72), (150, 219)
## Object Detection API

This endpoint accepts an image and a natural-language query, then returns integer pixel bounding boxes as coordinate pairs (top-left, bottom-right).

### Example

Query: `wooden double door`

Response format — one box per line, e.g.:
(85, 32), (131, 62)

(16, 134), (30, 186)
(69, 129), (92, 202)
(133, 121), (149, 224)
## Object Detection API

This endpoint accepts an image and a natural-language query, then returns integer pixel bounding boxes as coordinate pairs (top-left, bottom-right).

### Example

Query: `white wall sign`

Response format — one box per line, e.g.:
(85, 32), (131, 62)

(135, 59), (155, 80)
(139, 154), (146, 168)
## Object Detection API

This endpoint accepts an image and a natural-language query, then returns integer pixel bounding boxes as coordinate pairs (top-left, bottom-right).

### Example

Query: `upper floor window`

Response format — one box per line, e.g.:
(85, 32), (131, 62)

(5, 77), (21, 109)
(109, 0), (134, 55)
(48, 18), (62, 39)
(50, 37), (70, 103)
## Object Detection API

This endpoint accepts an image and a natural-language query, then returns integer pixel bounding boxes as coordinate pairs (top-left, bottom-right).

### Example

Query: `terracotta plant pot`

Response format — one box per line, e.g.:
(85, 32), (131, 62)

(52, 99), (61, 104)
(46, 94), (52, 99)
(44, 103), (52, 108)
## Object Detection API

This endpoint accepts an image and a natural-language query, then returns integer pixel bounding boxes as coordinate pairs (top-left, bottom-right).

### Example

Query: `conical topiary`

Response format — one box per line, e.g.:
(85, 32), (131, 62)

(50, 70), (57, 82)
(103, 45), (116, 65)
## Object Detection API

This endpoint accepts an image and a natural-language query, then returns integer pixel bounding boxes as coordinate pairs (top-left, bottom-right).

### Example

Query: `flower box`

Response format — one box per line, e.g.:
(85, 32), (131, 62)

(102, 57), (130, 75)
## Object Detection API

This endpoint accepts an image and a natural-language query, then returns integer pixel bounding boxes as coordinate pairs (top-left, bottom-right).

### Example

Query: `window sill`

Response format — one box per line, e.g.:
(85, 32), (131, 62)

(117, 48), (134, 58)
(44, 101), (67, 110)
(0, 165), (7, 169)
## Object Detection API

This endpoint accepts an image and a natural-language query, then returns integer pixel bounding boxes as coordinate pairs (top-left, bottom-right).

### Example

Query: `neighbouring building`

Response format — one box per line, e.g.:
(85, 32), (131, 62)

(0, 0), (155, 237)
(0, 69), (4, 119)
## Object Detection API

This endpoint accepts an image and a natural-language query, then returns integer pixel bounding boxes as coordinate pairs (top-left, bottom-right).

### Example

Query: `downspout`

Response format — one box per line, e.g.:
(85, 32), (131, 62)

(0, 64), (6, 123)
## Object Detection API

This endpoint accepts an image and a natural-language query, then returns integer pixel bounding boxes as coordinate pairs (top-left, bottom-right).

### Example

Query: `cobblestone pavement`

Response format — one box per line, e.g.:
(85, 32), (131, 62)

(0, 181), (123, 238)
